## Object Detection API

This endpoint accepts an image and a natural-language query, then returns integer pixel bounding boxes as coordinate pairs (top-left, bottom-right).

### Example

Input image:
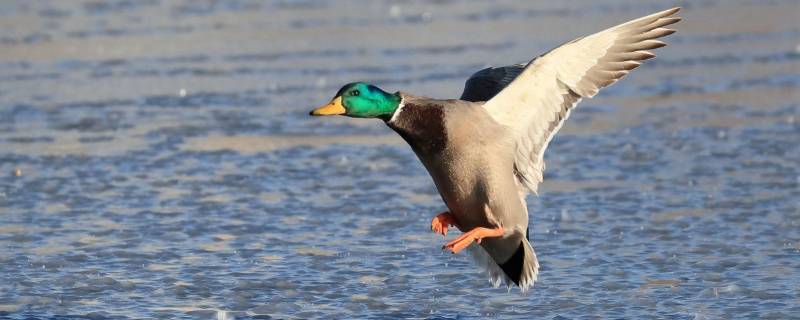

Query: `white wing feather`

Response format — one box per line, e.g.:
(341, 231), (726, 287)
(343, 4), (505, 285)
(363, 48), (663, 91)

(484, 7), (681, 193)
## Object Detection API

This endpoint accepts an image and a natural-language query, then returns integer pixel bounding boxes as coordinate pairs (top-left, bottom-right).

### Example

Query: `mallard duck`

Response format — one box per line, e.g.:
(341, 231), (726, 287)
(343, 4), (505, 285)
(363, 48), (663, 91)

(310, 8), (680, 292)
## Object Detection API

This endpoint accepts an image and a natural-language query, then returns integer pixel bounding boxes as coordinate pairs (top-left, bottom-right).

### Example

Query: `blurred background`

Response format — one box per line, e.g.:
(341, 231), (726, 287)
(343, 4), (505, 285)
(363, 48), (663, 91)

(1, 0), (798, 318)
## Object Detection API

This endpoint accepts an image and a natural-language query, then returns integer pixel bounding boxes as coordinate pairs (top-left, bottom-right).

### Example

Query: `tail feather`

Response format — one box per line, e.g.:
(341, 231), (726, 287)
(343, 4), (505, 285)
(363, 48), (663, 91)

(468, 239), (540, 292)
(499, 241), (527, 286)
(517, 239), (539, 292)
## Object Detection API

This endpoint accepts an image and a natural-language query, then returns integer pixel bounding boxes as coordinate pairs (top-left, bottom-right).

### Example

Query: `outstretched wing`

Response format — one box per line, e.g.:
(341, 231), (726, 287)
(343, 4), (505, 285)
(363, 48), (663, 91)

(483, 7), (681, 194)
(460, 63), (526, 102)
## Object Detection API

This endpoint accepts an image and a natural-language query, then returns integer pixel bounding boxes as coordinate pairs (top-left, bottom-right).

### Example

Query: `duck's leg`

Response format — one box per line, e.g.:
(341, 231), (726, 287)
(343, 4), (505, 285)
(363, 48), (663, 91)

(442, 226), (505, 254)
(431, 211), (458, 236)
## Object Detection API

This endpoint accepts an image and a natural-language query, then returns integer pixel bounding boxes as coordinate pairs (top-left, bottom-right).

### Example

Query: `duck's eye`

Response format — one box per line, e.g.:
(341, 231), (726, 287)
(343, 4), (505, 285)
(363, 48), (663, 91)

(352, 90), (360, 96)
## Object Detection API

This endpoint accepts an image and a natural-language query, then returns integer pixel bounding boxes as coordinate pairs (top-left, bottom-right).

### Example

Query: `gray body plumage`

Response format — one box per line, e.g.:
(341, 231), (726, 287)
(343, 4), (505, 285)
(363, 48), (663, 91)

(390, 96), (524, 237)
(388, 95), (539, 288)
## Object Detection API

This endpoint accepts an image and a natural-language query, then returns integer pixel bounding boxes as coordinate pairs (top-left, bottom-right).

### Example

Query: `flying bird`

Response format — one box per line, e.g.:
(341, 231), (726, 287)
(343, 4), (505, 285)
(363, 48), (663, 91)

(310, 7), (681, 292)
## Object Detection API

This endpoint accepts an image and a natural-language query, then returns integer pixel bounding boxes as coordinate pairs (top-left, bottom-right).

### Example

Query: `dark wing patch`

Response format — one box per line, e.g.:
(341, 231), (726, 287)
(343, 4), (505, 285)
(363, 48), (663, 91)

(459, 63), (527, 102)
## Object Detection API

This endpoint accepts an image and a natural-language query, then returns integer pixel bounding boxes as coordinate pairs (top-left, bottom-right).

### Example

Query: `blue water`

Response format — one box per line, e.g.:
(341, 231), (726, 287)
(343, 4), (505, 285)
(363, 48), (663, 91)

(1, 0), (799, 319)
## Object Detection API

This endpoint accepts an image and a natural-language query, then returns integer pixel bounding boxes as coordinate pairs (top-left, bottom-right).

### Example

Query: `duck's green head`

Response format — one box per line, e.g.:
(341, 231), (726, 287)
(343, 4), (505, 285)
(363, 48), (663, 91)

(310, 82), (400, 120)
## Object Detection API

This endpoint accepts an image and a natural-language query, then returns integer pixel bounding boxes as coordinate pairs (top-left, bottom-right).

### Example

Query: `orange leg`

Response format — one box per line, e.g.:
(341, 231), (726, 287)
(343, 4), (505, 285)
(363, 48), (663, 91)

(430, 211), (457, 237)
(442, 226), (505, 254)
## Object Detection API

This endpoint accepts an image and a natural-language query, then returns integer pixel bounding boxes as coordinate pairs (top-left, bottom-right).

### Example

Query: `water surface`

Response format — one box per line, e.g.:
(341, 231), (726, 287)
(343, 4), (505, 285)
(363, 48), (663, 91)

(1, 0), (799, 318)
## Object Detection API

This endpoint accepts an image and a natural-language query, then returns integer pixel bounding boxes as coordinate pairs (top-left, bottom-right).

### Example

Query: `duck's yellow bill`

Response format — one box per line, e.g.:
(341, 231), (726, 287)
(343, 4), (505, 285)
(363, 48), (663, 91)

(310, 96), (345, 116)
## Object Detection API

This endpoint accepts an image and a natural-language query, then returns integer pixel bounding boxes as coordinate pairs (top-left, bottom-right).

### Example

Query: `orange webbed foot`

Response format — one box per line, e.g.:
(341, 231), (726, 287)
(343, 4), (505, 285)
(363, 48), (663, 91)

(430, 211), (456, 237)
(442, 226), (504, 254)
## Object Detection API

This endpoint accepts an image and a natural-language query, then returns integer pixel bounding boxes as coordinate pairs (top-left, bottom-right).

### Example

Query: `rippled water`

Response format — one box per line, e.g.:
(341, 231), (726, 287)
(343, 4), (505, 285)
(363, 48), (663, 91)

(1, 0), (799, 319)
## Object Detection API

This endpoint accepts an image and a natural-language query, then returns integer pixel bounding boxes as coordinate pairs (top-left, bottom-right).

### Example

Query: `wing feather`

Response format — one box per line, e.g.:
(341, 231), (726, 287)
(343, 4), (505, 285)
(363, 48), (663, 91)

(460, 63), (527, 102)
(482, 7), (681, 193)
